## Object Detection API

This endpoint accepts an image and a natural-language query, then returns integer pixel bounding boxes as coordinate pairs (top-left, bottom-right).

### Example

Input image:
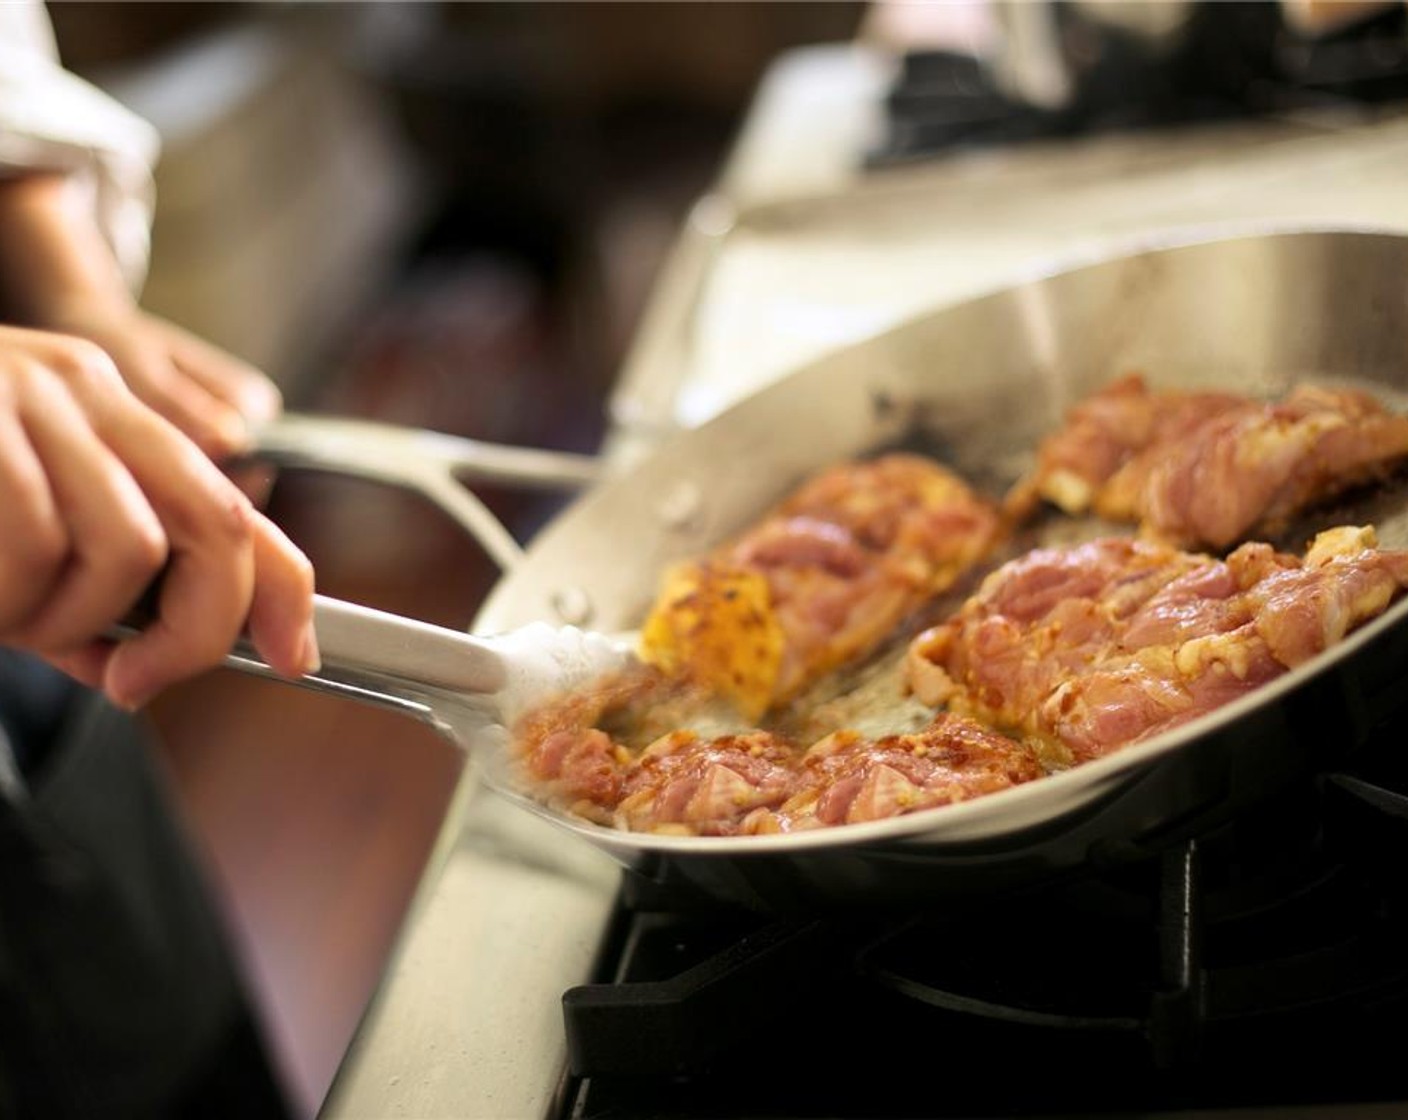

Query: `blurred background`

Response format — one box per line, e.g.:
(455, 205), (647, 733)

(43, 1), (1408, 1116)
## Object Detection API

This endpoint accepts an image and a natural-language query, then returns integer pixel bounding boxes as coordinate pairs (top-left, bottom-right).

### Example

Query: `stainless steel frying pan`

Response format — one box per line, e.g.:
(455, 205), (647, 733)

(254, 227), (1408, 909)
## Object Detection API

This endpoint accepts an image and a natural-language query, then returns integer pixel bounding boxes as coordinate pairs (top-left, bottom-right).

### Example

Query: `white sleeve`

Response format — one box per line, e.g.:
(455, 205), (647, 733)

(0, 1), (162, 290)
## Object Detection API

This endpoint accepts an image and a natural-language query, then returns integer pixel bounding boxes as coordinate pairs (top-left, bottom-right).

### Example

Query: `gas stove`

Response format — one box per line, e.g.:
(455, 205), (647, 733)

(321, 16), (1408, 1120)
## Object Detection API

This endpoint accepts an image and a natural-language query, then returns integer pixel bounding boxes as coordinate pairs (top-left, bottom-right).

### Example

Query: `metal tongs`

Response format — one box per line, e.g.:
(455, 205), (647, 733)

(114, 413), (632, 749)
(116, 595), (632, 747)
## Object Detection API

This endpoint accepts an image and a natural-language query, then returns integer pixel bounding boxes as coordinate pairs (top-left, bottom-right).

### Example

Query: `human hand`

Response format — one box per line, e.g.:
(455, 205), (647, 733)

(40, 304), (283, 461)
(0, 325), (317, 710)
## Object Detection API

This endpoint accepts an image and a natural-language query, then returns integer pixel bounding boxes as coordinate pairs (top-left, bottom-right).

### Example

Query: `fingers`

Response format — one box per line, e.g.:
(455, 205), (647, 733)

(102, 518), (318, 709)
(125, 350), (252, 459)
(105, 319), (282, 502)
(97, 405), (318, 709)
(95, 399), (259, 709)
(9, 357), (168, 653)
(165, 321), (282, 426)
(143, 317), (281, 460)
(0, 338), (169, 699)
(246, 512), (319, 679)
(0, 400), (67, 632)
(161, 324), (282, 504)
(0, 327), (316, 709)
(57, 310), (283, 461)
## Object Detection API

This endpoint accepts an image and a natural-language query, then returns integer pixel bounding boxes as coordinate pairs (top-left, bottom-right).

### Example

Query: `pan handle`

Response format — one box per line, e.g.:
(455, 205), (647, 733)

(250, 414), (605, 572)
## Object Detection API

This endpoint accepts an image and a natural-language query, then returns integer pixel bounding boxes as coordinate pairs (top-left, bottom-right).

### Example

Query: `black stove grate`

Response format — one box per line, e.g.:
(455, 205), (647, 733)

(560, 743), (1408, 1118)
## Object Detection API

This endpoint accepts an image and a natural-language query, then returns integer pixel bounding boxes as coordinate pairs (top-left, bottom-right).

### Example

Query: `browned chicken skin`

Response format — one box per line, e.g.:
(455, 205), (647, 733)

(640, 453), (1003, 720)
(907, 525), (1408, 765)
(516, 697), (1041, 836)
(1008, 374), (1408, 549)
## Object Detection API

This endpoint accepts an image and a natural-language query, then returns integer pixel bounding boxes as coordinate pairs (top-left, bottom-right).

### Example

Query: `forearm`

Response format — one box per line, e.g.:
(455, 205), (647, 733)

(0, 173), (135, 327)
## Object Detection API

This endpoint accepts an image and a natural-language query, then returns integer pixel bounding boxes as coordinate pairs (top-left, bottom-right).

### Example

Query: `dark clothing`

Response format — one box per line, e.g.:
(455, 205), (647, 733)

(0, 653), (290, 1120)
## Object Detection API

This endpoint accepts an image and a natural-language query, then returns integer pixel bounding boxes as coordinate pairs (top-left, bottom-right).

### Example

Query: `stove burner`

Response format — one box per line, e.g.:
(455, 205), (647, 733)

(867, 2), (1408, 167)
(561, 748), (1408, 1118)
